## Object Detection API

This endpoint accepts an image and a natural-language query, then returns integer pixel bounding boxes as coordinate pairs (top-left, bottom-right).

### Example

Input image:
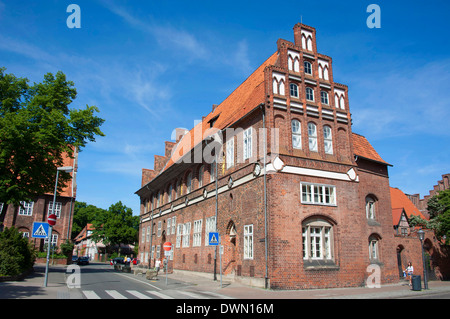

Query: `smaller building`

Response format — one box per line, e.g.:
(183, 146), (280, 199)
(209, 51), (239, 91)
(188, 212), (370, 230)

(1, 151), (78, 252)
(391, 187), (450, 281)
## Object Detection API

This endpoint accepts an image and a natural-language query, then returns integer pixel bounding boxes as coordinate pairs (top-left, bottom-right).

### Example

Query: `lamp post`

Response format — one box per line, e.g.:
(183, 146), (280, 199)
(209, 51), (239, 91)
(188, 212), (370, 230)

(417, 229), (428, 290)
(44, 166), (73, 287)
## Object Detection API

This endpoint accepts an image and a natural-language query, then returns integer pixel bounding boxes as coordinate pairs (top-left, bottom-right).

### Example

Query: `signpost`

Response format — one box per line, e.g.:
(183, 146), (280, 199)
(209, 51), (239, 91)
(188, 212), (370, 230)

(32, 222), (49, 239)
(163, 242), (172, 285)
(208, 232), (222, 287)
(47, 214), (57, 226)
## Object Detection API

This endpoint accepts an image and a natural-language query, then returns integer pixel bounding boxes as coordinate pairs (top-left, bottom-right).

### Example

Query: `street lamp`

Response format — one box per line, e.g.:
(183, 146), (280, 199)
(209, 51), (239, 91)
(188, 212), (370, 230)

(417, 229), (429, 290)
(44, 166), (73, 288)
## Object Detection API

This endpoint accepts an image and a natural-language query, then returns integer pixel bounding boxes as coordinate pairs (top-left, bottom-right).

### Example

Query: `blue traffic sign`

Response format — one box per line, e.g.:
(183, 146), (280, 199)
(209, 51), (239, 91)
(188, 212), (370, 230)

(208, 232), (220, 246)
(32, 222), (49, 238)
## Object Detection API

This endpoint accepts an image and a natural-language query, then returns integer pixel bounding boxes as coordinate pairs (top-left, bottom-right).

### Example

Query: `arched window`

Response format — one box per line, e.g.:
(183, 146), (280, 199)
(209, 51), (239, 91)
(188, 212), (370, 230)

(304, 61), (312, 75)
(198, 165), (204, 187)
(366, 195), (377, 220)
(308, 122), (317, 152)
(323, 125), (333, 154)
(290, 83), (299, 98)
(369, 234), (381, 260)
(321, 91), (329, 105)
(302, 218), (334, 261)
(291, 120), (302, 149)
(168, 184), (173, 202)
(186, 172), (192, 194)
(306, 87), (314, 101)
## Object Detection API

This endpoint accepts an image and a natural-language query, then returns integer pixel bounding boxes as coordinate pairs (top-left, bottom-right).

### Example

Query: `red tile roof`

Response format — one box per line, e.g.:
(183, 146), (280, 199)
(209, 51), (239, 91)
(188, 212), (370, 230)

(352, 133), (390, 165)
(161, 52), (278, 174)
(390, 187), (428, 225)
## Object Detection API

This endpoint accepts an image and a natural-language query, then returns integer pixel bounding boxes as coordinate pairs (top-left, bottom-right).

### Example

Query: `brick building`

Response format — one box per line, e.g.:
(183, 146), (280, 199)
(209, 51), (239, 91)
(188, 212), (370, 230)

(135, 23), (400, 289)
(1, 150), (78, 252)
(407, 174), (450, 217)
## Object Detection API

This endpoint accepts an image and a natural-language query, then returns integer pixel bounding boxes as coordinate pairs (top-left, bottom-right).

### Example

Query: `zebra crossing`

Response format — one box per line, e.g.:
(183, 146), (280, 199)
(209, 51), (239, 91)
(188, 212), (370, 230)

(81, 289), (233, 299)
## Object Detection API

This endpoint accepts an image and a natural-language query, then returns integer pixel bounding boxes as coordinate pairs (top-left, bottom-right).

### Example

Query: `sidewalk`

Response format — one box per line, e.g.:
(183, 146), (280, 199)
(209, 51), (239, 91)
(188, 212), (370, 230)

(0, 264), (73, 299)
(165, 270), (450, 299)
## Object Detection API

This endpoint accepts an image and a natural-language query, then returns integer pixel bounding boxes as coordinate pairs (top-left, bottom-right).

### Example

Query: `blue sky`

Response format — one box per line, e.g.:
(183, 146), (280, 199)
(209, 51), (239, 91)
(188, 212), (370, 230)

(1, 0), (449, 215)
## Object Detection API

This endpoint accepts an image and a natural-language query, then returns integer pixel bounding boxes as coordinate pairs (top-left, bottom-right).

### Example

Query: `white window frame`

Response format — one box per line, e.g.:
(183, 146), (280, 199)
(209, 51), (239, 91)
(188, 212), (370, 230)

(306, 87), (314, 101)
(226, 138), (234, 169)
(304, 61), (312, 75)
(321, 91), (329, 105)
(186, 173), (192, 194)
(301, 182), (336, 206)
(171, 216), (176, 235)
(307, 122), (318, 152)
(290, 83), (299, 98)
(198, 166), (204, 187)
(18, 201), (33, 216)
(366, 196), (376, 220)
(243, 127), (252, 161)
(182, 222), (191, 248)
(167, 218), (171, 235)
(291, 119), (302, 149)
(176, 224), (183, 248)
(369, 236), (379, 260)
(302, 220), (333, 261)
(146, 226), (150, 243)
(48, 201), (62, 217)
(157, 221), (162, 237)
(193, 219), (202, 247)
(244, 224), (254, 259)
(323, 125), (333, 155)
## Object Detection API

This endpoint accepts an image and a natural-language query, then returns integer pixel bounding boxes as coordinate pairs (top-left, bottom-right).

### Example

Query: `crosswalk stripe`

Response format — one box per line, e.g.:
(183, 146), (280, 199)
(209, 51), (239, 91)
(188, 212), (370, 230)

(105, 290), (127, 299)
(147, 290), (174, 299)
(126, 290), (153, 299)
(82, 290), (101, 299)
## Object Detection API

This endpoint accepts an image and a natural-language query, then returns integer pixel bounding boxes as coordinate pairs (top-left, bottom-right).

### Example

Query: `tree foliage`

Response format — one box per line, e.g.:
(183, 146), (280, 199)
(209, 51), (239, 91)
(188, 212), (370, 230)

(0, 67), (105, 223)
(71, 201), (107, 240)
(91, 201), (139, 250)
(0, 227), (36, 276)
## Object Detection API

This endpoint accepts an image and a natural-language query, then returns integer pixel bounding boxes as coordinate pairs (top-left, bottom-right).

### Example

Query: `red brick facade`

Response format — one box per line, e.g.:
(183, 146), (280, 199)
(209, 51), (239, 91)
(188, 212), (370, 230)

(136, 24), (401, 289)
(2, 151), (77, 251)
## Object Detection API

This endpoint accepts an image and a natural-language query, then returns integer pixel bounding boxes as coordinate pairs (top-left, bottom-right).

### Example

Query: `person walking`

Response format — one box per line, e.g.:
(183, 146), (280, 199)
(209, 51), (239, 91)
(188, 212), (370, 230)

(155, 258), (161, 275)
(405, 262), (414, 286)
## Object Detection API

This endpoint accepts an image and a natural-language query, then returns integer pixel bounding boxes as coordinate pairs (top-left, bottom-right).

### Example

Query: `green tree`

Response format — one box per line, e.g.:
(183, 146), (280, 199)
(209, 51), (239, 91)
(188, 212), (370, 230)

(0, 227), (36, 276)
(0, 67), (105, 224)
(71, 201), (107, 239)
(91, 201), (139, 254)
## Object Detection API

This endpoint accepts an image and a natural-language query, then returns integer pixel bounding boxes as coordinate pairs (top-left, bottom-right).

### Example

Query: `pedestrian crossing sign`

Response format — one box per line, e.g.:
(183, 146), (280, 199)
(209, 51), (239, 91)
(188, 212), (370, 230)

(208, 232), (219, 246)
(32, 222), (49, 238)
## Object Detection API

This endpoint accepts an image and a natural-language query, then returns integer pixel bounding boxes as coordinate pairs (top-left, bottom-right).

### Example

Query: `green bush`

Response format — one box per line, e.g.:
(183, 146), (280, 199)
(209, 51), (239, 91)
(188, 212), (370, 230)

(0, 227), (36, 276)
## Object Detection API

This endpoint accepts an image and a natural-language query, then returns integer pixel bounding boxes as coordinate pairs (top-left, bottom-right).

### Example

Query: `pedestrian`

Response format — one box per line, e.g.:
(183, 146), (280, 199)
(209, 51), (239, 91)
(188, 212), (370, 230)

(405, 262), (414, 286)
(155, 258), (161, 274)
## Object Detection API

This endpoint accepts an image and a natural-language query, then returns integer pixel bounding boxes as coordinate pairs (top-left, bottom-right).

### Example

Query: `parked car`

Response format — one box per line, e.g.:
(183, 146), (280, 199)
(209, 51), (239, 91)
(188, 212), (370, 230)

(110, 257), (124, 265)
(77, 256), (90, 265)
(71, 256), (78, 263)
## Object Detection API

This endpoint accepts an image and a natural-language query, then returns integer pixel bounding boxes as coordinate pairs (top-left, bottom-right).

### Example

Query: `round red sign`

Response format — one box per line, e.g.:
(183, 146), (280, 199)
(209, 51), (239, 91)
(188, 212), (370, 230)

(48, 214), (57, 226)
(163, 242), (172, 251)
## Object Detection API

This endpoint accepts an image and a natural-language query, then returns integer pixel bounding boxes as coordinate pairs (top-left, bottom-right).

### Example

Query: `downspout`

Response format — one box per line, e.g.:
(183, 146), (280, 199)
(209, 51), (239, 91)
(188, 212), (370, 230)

(259, 103), (269, 289)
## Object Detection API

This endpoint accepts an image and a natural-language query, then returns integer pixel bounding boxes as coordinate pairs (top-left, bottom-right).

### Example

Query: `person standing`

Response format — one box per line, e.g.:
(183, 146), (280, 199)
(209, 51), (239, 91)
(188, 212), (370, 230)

(405, 262), (414, 286)
(155, 258), (161, 274)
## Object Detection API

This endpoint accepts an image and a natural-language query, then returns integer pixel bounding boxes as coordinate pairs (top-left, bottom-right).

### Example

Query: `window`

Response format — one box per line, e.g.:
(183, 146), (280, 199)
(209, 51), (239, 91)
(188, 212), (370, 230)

(182, 222), (191, 247)
(171, 216), (176, 235)
(304, 61), (312, 75)
(210, 163), (216, 182)
(366, 196), (376, 220)
(146, 226), (150, 242)
(205, 216), (216, 246)
(198, 166), (204, 187)
(186, 173), (192, 194)
(167, 218), (171, 235)
(301, 182), (336, 206)
(307, 122), (317, 152)
(18, 201), (33, 216)
(243, 127), (252, 160)
(44, 233), (58, 248)
(321, 91), (329, 105)
(290, 83), (299, 98)
(157, 191), (161, 208)
(369, 235), (379, 260)
(193, 219), (202, 247)
(306, 87), (314, 101)
(176, 179), (181, 199)
(323, 126), (333, 154)
(302, 219), (333, 260)
(244, 225), (253, 259)
(226, 138), (234, 169)
(157, 221), (162, 237)
(291, 120), (302, 149)
(48, 202), (62, 217)
(168, 184), (173, 202)
(141, 227), (146, 243)
(176, 224), (183, 248)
